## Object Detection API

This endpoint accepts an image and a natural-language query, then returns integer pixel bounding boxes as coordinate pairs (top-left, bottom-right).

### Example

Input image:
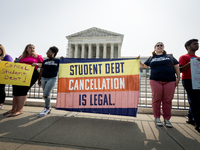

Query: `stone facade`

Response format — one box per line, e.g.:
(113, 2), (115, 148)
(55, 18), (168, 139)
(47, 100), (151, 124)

(66, 27), (124, 59)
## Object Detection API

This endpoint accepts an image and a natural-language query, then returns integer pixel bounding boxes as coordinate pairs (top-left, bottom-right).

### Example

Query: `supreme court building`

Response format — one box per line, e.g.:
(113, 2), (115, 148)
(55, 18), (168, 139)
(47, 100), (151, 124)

(66, 27), (124, 59)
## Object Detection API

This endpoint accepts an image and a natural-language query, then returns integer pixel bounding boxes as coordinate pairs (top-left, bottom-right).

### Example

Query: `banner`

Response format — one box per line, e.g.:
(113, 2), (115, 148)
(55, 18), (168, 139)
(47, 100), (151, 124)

(191, 58), (200, 89)
(56, 58), (140, 117)
(0, 61), (34, 86)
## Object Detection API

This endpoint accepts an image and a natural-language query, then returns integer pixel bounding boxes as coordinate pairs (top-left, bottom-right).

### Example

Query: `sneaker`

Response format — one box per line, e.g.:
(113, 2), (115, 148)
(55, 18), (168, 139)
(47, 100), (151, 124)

(164, 119), (173, 128)
(195, 126), (200, 133)
(0, 104), (3, 109)
(186, 120), (196, 126)
(38, 107), (51, 118)
(155, 118), (163, 126)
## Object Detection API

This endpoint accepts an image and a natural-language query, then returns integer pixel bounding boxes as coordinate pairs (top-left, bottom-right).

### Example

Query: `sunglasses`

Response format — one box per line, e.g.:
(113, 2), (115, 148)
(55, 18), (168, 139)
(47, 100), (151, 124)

(156, 44), (163, 47)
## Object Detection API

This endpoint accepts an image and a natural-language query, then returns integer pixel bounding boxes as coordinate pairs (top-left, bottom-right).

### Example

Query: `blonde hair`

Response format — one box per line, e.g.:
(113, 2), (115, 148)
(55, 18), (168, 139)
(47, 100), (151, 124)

(152, 42), (167, 56)
(0, 44), (6, 60)
(20, 44), (37, 59)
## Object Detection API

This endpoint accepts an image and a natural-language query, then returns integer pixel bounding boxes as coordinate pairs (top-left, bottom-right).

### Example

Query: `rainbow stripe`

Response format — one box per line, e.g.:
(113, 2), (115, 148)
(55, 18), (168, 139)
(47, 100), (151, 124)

(56, 58), (139, 117)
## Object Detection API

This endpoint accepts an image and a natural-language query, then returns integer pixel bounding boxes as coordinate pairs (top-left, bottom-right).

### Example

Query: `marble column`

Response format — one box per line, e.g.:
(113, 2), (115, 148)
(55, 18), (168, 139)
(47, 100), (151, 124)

(103, 43), (107, 58)
(81, 44), (85, 58)
(74, 44), (78, 58)
(118, 43), (121, 58)
(96, 43), (100, 58)
(88, 44), (92, 58)
(110, 43), (114, 59)
(68, 44), (71, 58)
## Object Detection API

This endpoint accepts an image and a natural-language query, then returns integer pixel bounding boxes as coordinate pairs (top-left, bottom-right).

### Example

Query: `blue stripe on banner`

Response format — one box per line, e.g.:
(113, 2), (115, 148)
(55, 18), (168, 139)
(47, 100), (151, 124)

(60, 58), (137, 63)
(55, 108), (138, 117)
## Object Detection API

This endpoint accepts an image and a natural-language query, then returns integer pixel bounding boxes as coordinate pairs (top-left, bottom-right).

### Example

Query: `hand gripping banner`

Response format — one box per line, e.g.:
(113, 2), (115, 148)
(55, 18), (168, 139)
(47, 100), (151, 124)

(56, 58), (139, 117)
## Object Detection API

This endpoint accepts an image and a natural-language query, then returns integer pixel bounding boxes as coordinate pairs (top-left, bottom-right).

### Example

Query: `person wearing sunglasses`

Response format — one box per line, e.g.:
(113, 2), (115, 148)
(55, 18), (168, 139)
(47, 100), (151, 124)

(179, 39), (200, 133)
(139, 42), (180, 128)
(0, 44), (13, 109)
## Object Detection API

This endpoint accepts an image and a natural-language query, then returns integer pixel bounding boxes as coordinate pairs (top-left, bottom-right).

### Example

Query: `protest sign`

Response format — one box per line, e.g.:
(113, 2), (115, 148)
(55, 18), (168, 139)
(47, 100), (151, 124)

(191, 58), (200, 89)
(56, 58), (139, 117)
(0, 61), (34, 86)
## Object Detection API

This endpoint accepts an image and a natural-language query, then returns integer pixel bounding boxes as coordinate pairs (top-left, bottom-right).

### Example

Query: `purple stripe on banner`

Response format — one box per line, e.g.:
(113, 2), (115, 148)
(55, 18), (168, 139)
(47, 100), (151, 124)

(56, 108), (138, 117)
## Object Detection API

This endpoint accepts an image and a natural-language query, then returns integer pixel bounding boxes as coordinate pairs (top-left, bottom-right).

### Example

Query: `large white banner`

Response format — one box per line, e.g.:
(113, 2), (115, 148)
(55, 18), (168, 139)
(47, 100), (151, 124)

(191, 58), (200, 89)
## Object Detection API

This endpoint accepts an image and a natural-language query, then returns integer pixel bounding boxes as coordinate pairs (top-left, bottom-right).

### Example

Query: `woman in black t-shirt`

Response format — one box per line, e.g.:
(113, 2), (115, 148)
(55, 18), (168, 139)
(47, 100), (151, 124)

(38, 46), (60, 117)
(139, 42), (180, 128)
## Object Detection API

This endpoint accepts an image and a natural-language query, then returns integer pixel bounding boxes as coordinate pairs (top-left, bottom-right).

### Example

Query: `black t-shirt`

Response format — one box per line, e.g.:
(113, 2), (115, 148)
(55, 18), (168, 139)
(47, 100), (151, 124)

(144, 54), (179, 82)
(41, 58), (60, 78)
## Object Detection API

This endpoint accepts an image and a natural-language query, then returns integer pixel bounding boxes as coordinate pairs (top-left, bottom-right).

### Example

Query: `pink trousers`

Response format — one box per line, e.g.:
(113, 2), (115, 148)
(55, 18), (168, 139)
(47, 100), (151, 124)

(150, 80), (176, 120)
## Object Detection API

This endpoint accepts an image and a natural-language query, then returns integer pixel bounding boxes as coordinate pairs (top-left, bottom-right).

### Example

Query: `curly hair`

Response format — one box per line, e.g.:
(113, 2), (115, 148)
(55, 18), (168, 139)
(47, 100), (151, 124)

(49, 46), (59, 57)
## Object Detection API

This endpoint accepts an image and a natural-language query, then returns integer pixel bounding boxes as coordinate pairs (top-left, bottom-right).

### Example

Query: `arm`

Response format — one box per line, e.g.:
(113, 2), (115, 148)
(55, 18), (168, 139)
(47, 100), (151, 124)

(4, 55), (13, 62)
(179, 62), (190, 73)
(32, 63), (42, 67)
(140, 61), (148, 68)
(180, 57), (200, 72)
(38, 68), (44, 87)
(174, 64), (180, 87)
(136, 55), (149, 68)
(197, 57), (200, 61)
(32, 55), (44, 67)
(33, 54), (44, 67)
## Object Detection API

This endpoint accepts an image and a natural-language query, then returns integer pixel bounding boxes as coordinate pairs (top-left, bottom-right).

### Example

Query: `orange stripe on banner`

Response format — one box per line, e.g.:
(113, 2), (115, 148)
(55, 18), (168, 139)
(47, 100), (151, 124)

(58, 75), (139, 93)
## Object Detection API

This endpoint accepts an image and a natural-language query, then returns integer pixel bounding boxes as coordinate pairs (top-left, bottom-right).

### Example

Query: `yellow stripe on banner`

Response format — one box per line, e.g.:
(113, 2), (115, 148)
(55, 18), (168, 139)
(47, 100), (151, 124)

(59, 59), (139, 78)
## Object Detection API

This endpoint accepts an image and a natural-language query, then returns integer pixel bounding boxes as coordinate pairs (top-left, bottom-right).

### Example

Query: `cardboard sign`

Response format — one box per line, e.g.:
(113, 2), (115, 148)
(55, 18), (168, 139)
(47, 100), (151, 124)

(0, 61), (34, 86)
(191, 58), (200, 89)
(56, 58), (140, 117)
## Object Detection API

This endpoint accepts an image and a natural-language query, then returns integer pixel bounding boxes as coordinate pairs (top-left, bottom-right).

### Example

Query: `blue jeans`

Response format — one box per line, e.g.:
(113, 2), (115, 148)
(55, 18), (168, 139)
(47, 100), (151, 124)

(41, 76), (57, 109)
(182, 79), (200, 126)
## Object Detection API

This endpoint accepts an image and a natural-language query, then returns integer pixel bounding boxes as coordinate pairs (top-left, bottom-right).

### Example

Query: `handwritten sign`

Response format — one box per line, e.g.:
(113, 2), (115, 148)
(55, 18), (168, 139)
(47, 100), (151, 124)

(56, 58), (139, 117)
(0, 61), (34, 86)
(191, 58), (200, 89)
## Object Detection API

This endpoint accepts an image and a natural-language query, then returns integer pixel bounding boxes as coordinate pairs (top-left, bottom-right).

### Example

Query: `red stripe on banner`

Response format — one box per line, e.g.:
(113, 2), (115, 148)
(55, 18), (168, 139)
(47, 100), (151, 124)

(58, 75), (139, 93)
(56, 91), (139, 109)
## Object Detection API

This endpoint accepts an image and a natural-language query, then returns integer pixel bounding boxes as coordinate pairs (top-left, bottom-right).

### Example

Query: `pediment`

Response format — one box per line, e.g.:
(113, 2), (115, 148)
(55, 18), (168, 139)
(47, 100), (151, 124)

(66, 27), (123, 38)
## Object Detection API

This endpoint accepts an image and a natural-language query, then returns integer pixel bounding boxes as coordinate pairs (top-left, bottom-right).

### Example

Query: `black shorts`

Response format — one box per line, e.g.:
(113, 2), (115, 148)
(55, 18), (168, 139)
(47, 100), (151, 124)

(13, 68), (39, 96)
(0, 84), (6, 103)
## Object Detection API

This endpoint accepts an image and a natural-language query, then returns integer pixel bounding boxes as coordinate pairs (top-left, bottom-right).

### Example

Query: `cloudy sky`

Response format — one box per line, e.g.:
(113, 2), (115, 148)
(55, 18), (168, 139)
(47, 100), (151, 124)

(1, 0), (200, 60)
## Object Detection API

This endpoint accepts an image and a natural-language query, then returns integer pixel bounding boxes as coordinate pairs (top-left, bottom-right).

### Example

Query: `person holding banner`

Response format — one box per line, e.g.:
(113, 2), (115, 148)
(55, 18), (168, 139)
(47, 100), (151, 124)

(0, 44), (13, 109)
(37, 46), (59, 117)
(3, 44), (44, 117)
(179, 39), (200, 133)
(139, 42), (180, 128)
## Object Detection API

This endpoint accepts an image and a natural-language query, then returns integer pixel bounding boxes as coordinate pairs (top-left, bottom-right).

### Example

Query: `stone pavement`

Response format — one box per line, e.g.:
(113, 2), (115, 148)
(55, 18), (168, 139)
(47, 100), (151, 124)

(0, 104), (200, 150)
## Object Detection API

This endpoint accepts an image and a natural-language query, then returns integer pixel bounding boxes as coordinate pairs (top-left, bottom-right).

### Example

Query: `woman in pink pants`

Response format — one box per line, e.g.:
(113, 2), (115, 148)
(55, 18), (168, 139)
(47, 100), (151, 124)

(139, 42), (180, 127)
